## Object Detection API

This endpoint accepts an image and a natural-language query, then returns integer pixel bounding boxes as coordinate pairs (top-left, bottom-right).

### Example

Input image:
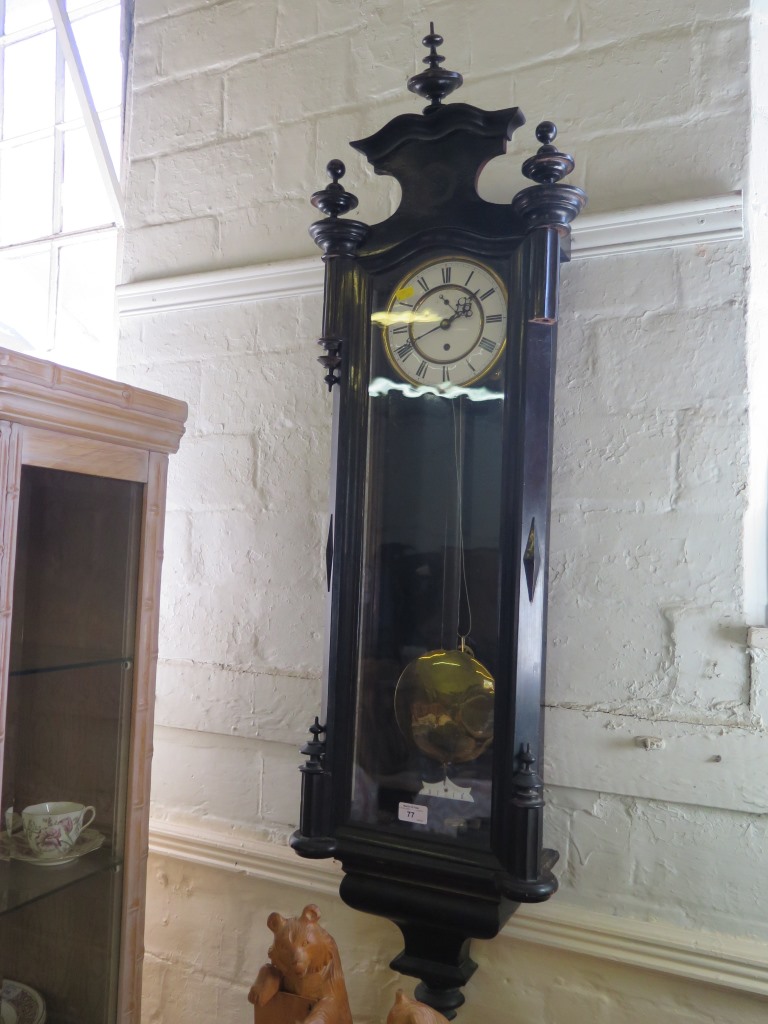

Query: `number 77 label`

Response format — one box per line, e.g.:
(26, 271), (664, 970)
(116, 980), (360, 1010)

(398, 802), (428, 825)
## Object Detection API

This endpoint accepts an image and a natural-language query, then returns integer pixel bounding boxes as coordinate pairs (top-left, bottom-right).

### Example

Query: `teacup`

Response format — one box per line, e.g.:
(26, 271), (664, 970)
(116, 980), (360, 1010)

(22, 801), (96, 860)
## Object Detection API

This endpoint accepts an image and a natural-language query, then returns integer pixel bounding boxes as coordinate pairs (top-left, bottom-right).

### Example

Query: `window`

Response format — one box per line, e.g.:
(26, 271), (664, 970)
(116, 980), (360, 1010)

(0, 0), (126, 377)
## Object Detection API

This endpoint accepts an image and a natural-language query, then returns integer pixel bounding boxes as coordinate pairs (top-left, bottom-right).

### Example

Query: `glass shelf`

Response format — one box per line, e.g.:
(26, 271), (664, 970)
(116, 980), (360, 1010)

(10, 647), (133, 677)
(0, 845), (121, 916)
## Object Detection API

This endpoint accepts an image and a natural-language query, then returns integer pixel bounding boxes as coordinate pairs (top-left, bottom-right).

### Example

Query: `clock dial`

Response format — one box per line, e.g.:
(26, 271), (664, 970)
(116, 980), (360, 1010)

(380, 257), (507, 386)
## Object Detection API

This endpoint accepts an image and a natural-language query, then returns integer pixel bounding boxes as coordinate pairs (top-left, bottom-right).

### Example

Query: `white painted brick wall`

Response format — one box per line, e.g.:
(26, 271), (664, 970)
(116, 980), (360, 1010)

(118, 0), (762, 1021)
(140, 854), (768, 1024)
(124, 0), (749, 276)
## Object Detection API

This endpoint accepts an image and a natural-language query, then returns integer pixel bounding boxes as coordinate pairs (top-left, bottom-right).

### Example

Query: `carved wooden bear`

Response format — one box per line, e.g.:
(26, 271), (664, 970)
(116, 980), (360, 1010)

(248, 905), (353, 1024)
(386, 990), (451, 1024)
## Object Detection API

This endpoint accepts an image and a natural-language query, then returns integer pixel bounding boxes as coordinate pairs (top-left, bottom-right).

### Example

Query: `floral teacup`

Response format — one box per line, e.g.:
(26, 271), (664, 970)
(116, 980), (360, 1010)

(22, 801), (96, 860)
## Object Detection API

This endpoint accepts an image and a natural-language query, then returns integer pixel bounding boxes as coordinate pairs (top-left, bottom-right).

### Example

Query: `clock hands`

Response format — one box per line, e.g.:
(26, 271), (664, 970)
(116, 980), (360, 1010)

(413, 321), (447, 342)
(413, 293), (474, 343)
(384, 259), (507, 386)
(440, 294), (473, 319)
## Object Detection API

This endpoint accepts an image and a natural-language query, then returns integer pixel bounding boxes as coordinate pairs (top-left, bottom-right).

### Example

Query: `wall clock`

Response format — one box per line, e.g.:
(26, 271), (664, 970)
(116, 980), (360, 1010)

(291, 25), (586, 1019)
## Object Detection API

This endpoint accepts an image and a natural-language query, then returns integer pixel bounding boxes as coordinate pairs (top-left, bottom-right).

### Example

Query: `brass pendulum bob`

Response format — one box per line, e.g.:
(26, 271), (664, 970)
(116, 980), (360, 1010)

(394, 640), (495, 766)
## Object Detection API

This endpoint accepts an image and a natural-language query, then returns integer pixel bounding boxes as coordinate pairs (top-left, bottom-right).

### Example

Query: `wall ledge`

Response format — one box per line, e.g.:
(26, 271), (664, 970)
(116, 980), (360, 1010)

(149, 817), (768, 999)
(118, 194), (743, 317)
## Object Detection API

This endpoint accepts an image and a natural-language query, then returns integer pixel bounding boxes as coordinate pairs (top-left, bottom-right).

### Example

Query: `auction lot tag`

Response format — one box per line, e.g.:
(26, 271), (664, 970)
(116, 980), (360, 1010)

(398, 802), (428, 825)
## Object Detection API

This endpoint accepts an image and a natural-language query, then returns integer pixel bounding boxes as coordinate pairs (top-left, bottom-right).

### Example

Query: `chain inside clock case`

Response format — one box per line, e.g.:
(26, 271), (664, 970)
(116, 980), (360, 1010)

(291, 25), (586, 1019)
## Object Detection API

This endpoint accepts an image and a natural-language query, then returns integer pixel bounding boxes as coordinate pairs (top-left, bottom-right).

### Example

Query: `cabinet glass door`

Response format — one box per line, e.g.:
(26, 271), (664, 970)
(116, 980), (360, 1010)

(1, 464), (144, 1024)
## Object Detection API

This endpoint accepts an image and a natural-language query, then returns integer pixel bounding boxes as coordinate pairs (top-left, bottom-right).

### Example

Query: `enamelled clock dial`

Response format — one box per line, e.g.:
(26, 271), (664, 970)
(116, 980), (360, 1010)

(381, 257), (507, 387)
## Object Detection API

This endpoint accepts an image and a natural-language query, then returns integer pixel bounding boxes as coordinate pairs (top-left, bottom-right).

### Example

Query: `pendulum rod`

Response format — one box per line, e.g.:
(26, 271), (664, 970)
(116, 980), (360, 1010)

(452, 396), (472, 652)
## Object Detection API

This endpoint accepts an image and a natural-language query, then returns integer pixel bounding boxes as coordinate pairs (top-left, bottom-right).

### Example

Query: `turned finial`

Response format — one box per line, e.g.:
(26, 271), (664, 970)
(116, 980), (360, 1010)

(310, 160), (359, 219)
(521, 121), (576, 184)
(407, 23), (463, 112)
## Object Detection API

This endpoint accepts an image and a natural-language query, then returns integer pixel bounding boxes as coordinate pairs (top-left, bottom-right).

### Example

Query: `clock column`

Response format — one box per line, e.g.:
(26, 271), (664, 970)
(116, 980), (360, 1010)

(499, 125), (587, 894)
(291, 161), (368, 858)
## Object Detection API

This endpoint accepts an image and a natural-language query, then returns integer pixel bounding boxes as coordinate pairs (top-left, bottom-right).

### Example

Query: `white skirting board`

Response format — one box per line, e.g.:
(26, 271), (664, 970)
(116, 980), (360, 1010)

(117, 194), (743, 318)
(148, 818), (768, 999)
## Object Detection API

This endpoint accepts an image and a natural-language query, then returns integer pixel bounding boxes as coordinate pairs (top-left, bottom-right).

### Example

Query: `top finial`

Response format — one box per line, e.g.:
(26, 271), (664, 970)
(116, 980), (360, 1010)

(407, 23), (463, 113)
(535, 121), (557, 145)
(422, 22), (445, 67)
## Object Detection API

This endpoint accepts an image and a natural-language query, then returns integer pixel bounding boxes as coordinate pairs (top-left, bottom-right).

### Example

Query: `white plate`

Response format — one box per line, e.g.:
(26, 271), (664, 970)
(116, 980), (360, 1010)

(10, 828), (105, 866)
(1, 982), (45, 1024)
(0, 999), (17, 1024)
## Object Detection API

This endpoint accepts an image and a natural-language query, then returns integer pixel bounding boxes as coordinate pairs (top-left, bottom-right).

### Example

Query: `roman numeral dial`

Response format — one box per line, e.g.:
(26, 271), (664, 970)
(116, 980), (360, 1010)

(378, 256), (507, 387)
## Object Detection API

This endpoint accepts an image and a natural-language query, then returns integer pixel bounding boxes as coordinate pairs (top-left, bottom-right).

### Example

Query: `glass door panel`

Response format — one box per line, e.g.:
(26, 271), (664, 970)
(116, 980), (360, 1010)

(1, 464), (143, 1024)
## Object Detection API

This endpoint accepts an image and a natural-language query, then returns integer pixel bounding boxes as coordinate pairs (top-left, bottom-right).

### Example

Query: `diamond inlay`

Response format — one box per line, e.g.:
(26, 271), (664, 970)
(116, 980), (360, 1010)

(523, 517), (541, 601)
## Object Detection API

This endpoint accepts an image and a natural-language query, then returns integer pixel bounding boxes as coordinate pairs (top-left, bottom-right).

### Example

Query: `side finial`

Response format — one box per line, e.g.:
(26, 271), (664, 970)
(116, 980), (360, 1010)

(308, 157), (367, 256)
(521, 121), (576, 184)
(407, 23), (463, 113)
(310, 160), (359, 219)
(308, 160), (369, 391)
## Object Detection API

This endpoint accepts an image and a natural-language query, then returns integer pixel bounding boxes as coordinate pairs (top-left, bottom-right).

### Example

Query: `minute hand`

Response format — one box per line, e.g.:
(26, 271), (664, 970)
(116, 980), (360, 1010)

(413, 308), (462, 343)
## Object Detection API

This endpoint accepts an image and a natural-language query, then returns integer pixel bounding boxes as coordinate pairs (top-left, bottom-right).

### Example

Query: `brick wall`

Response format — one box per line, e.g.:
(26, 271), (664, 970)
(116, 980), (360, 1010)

(118, 1), (764, 1022)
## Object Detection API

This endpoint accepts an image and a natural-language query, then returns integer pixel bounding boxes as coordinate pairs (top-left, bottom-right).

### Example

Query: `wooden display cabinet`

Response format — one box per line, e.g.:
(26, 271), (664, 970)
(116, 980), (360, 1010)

(0, 349), (186, 1024)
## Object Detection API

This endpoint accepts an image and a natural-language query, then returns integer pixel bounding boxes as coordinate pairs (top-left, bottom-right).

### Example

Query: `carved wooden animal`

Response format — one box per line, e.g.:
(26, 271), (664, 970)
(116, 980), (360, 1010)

(386, 990), (451, 1024)
(248, 905), (353, 1024)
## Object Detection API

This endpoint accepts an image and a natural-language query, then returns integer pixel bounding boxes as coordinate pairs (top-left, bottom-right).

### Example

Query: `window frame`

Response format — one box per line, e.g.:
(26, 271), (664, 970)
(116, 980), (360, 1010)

(0, 0), (128, 369)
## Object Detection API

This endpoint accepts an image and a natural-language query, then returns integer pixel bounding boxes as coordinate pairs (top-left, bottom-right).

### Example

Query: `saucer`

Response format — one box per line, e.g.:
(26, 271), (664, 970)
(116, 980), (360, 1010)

(1, 981), (46, 1024)
(10, 828), (105, 866)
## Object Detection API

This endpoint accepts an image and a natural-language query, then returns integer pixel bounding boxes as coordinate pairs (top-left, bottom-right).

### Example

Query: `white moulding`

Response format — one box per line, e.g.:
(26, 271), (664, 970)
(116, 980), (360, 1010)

(510, 899), (768, 999)
(117, 194), (744, 318)
(572, 192), (743, 259)
(148, 818), (768, 999)
(117, 256), (322, 317)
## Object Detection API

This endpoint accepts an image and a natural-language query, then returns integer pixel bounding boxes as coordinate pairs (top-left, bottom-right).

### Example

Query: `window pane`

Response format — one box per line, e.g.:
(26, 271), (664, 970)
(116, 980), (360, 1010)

(66, 0), (109, 12)
(4, 0), (53, 34)
(0, 136), (54, 243)
(62, 125), (113, 231)
(0, 247), (51, 353)
(54, 233), (118, 376)
(1, 0), (123, 378)
(64, 63), (81, 125)
(70, 7), (122, 113)
(3, 33), (57, 139)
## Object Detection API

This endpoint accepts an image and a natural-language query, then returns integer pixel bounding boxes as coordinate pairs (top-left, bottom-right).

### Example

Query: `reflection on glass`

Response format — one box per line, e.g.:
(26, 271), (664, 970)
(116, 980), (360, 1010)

(351, 300), (505, 847)
(394, 647), (495, 766)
